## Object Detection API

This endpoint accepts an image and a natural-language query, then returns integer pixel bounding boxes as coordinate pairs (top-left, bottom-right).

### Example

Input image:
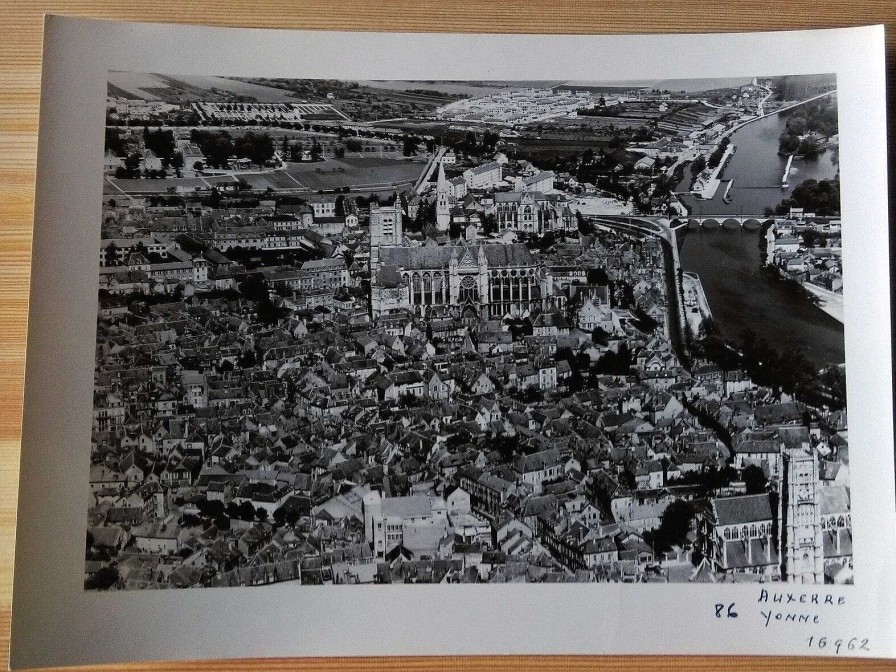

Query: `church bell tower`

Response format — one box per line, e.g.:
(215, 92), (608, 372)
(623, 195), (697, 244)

(779, 442), (825, 584)
(436, 162), (451, 232)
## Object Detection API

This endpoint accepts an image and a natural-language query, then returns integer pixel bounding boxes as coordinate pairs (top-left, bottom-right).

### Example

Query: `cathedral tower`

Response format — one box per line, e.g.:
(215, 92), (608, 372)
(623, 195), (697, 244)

(779, 442), (825, 584)
(370, 198), (403, 248)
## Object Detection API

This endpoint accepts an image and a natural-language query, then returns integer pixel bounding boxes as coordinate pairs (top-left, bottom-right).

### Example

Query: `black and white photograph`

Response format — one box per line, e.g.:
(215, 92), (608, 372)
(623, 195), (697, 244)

(89, 72), (850, 590)
(12, 19), (895, 667)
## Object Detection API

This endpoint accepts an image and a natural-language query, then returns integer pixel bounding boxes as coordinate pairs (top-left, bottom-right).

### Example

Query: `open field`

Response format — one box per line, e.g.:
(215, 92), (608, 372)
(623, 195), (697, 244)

(280, 156), (425, 190)
(505, 136), (616, 159)
(571, 195), (634, 216)
(105, 176), (210, 194)
(104, 173), (245, 194)
(108, 72), (299, 103)
(103, 157), (426, 194)
(238, 171), (304, 190)
(107, 72), (171, 100)
(357, 80), (567, 96)
(553, 83), (646, 94)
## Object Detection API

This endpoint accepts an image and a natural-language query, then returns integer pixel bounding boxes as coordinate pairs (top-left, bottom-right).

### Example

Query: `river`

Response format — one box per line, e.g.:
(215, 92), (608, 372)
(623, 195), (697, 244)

(678, 228), (844, 366)
(676, 105), (844, 367)
(678, 109), (839, 216)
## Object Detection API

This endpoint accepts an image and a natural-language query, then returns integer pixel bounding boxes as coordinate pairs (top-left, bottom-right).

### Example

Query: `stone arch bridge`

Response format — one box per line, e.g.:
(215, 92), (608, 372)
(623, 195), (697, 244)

(667, 215), (776, 231)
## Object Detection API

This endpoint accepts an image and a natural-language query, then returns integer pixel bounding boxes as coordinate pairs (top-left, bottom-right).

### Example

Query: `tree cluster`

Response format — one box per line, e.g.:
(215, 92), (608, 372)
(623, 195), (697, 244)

(190, 129), (276, 168)
(644, 499), (695, 555)
(402, 135), (422, 156)
(800, 229), (827, 248)
(105, 127), (128, 157)
(706, 137), (731, 170)
(591, 342), (633, 376)
(694, 327), (845, 411)
(772, 177), (840, 217)
(578, 104), (625, 117)
(143, 126), (176, 159)
(448, 130), (500, 157)
(771, 74), (837, 100)
(777, 98), (838, 156)
(690, 154), (707, 176)
(114, 152), (143, 179)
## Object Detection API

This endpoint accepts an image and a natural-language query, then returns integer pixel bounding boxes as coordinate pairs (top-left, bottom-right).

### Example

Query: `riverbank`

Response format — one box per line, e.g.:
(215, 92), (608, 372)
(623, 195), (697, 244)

(692, 143), (735, 199)
(588, 216), (686, 360)
(802, 282), (844, 323)
(681, 272), (713, 338)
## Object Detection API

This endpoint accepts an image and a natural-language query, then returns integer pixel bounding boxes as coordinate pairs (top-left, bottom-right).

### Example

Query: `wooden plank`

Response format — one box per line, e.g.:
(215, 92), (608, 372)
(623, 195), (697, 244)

(1, 3), (894, 670)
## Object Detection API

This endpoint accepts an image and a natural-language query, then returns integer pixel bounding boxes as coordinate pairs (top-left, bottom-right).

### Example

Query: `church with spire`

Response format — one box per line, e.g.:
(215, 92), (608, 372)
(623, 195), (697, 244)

(368, 152), (551, 321)
(435, 162), (451, 232)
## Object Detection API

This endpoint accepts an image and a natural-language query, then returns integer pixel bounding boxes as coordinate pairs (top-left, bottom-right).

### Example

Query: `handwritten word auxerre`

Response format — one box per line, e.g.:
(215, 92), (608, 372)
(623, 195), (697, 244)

(757, 589), (847, 628)
(758, 589), (847, 607)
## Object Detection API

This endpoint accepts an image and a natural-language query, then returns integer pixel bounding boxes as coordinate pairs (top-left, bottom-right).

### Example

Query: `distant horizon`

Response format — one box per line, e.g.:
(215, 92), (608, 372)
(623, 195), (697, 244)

(107, 72), (820, 102)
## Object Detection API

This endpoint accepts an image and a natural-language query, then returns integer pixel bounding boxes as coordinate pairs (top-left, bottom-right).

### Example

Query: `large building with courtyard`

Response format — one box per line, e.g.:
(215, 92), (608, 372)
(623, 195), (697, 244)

(494, 190), (575, 235)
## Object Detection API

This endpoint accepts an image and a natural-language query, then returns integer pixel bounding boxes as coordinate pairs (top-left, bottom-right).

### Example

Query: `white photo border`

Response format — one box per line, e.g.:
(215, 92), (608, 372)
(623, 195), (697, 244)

(10, 16), (894, 668)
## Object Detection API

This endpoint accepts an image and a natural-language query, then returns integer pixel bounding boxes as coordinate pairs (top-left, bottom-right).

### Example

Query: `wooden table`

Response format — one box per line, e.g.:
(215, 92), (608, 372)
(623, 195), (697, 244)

(1, 2), (894, 670)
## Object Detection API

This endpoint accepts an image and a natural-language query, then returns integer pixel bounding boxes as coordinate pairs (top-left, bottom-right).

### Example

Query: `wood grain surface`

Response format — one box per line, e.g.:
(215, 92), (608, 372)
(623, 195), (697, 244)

(1, 2), (894, 670)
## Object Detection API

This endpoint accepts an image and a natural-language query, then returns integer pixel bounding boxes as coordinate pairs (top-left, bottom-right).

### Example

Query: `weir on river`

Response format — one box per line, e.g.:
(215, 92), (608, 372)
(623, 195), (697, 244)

(782, 154), (794, 188)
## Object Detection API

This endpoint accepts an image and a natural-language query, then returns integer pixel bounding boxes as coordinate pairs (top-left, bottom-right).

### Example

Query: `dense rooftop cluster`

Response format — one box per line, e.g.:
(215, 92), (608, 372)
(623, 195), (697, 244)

(87, 78), (848, 590)
(88, 192), (849, 589)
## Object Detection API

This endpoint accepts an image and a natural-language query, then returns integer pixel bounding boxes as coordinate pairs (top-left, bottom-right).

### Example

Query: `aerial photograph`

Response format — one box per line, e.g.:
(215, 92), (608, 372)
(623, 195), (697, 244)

(87, 72), (849, 589)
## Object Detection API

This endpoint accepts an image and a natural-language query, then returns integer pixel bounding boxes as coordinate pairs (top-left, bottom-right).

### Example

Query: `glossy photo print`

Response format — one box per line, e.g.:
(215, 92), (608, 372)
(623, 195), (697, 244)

(11, 18), (892, 667)
(90, 72), (847, 589)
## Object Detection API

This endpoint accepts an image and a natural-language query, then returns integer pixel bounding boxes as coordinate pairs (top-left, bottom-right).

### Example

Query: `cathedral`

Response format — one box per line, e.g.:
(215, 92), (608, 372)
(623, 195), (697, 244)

(370, 242), (541, 320)
(367, 158), (556, 322)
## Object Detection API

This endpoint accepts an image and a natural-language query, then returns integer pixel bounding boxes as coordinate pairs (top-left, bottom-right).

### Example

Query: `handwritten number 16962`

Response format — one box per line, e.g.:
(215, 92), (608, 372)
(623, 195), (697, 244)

(806, 637), (870, 654)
